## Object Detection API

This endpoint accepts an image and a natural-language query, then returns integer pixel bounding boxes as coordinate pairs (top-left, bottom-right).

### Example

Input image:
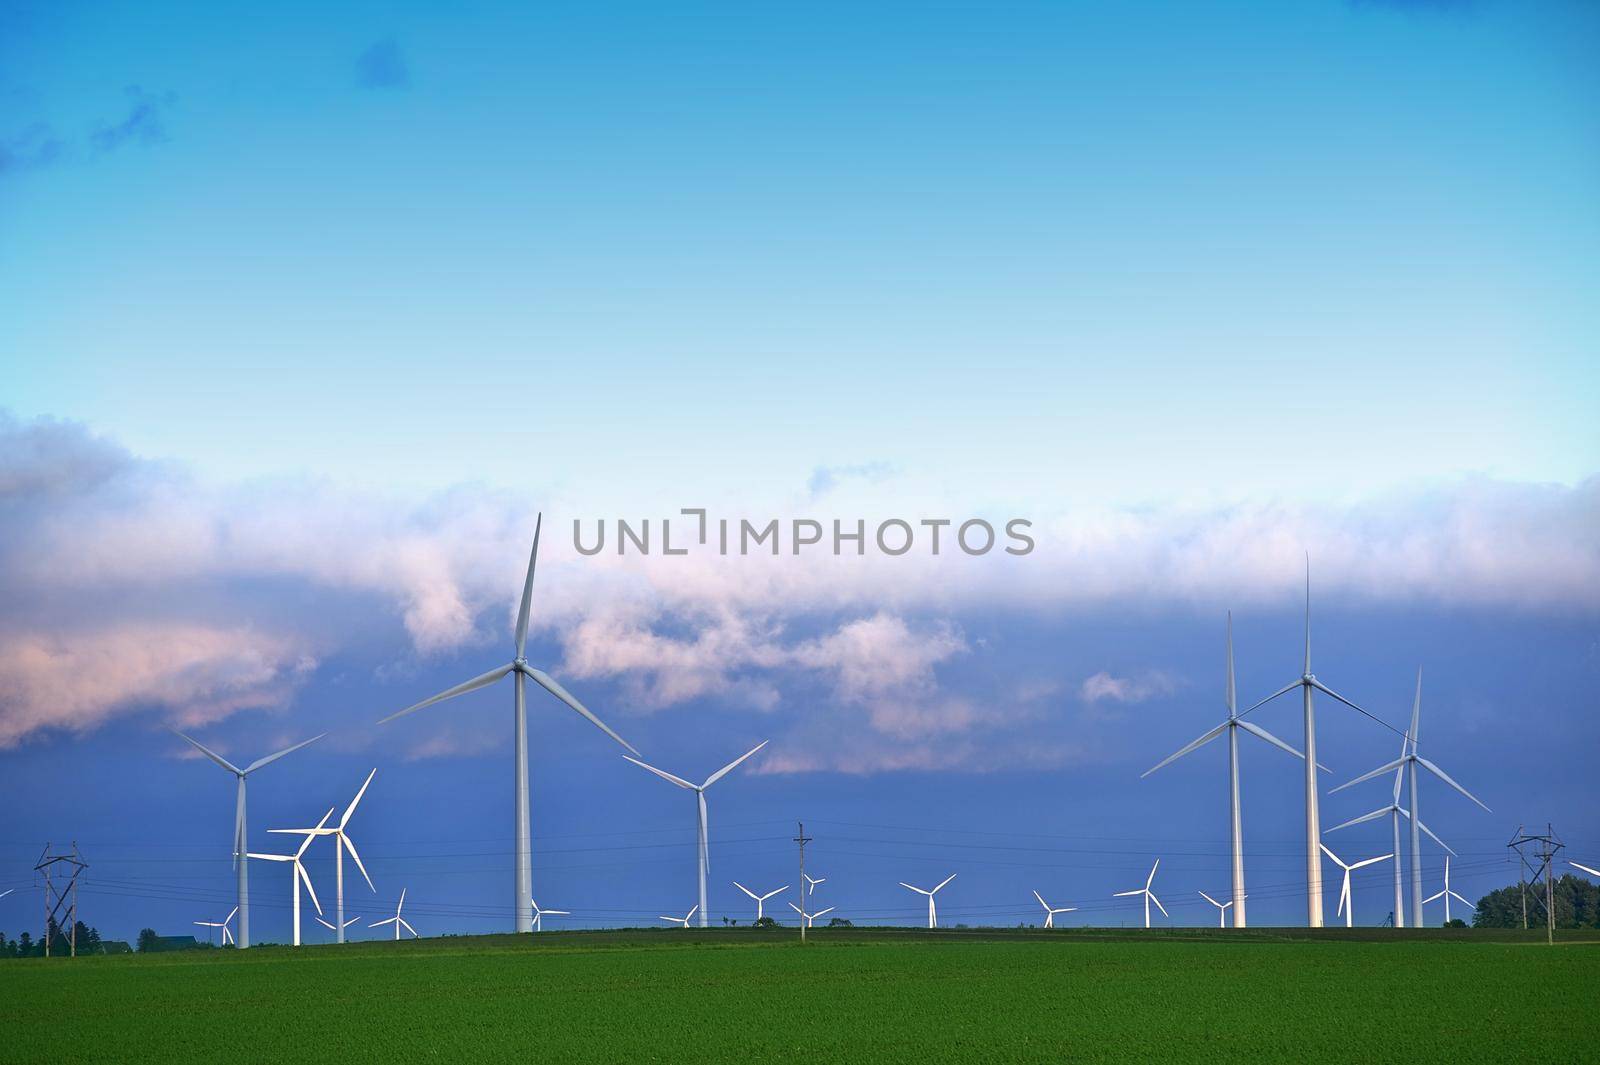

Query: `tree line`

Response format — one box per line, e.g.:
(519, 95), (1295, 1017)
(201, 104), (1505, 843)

(1472, 873), (1600, 929)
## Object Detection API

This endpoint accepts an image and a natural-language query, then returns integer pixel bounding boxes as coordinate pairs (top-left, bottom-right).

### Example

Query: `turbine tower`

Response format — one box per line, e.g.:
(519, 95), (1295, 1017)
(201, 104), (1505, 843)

(1113, 860), (1167, 928)
(788, 902), (835, 928)
(1331, 669), (1488, 922)
(1320, 844), (1392, 928)
(622, 741), (768, 928)
(898, 874), (956, 929)
(1241, 558), (1371, 927)
(1032, 890), (1077, 929)
(530, 899), (568, 932)
(1422, 856), (1474, 924)
(1143, 613), (1312, 927)
(270, 768), (377, 944)
(247, 807), (332, 946)
(170, 729), (324, 948)
(379, 516), (638, 933)
(733, 881), (788, 924)
(193, 906), (238, 946)
(370, 888), (418, 940)
(659, 905), (699, 928)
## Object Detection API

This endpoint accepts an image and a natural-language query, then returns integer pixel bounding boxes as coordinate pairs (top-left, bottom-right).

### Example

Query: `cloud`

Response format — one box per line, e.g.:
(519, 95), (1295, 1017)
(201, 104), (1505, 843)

(89, 86), (174, 154)
(1079, 670), (1179, 706)
(808, 462), (895, 499)
(0, 123), (64, 174)
(356, 39), (411, 89)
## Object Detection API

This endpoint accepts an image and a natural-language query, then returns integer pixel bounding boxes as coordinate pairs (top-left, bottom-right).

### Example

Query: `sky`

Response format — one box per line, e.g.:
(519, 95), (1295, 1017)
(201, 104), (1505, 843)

(1, 0), (1597, 943)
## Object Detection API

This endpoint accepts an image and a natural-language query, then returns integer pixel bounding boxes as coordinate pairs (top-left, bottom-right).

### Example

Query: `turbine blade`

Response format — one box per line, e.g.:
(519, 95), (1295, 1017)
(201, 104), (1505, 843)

(1140, 721), (1227, 778)
(343, 834), (376, 893)
(226, 906), (238, 923)
(379, 664), (513, 724)
(687, 905), (699, 921)
(1350, 854), (1393, 870)
(1150, 893), (1168, 918)
(899, 883), (927, 894)
(315, 917), (336, 931)
(933, 874), (957, 893)
(1225, 611), (1236, 716)
(1571, 862), (1600, 878)
(1417, 820), (1457, 857)
(1410, 667), (1423, 747)
(1146, 860), (1158, 890)
(515, 516), (541, 659)
(169, 729), (241, 775)
(1416, 757), (1491, 813)
(1327, 807), (1391, 833)
(702, 740), (769, 789)
(1423, 890), (1444, 904)
(296, 808), (335, 858)
(620, 755), (694, 790)
(1237, 720), (1311, 764)
(1112, 889), (1143, 897)
(1330, 757), (1406, 795)
(1032, 890), (1048, 910)
(400, 919), (417, 938)
(789, 902), (804, 914)
(234, 782), (245, 870)
(340, 768), (378, 829)
(525, 668), (639, 755)
(370, 917), (398, 927)
(1308, 678), (1368, 717)
(734, 881), (758, 900)
(1241, 679), (1301, 716)
(814, 908), (834, 918)
(298, 861), (322, 915)
(1319, 843), (1347, 869)
(243, 733), (327, 775)
(1449, 891), (1473, 908)
(1198, 890), (1220, 907)
(245, 852), (291, 862)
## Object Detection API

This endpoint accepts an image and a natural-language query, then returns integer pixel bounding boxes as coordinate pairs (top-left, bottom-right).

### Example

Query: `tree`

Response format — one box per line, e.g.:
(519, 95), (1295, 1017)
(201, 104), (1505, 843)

(1473, 874), (1600, 929)
(753, 916), (777, 929)
(137, 928), (160, 953)
(826, 917), (854, 928)
(16, 932), (33, 958)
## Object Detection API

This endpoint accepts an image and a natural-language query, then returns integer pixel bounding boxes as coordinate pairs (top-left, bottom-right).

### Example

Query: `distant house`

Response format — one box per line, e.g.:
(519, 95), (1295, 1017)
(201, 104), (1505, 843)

(97, 941), (133, 955)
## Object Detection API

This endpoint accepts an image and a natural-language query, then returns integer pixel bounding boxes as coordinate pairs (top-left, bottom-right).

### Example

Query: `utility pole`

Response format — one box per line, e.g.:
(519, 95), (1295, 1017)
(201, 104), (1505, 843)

(36, 842), (88, 958)
(1508, 824), (1563, 946)
(793, 822), (812, 944)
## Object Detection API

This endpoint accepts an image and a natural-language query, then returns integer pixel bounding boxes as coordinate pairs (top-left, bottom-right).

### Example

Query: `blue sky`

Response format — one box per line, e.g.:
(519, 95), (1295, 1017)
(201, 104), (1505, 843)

(1, 0), (1597, 942)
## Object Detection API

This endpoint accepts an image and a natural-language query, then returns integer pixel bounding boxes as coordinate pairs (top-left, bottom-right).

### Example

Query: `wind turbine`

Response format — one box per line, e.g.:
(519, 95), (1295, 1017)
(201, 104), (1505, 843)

(788, 902), (835, 928)
(1144, 613), (1313, 927)
(622, 741), (768, 928)
(659, 905), (699, 928)
(1197, 891), (1241, 928)
(1320, 844), (1392, 928)
(898, 874), (956, 929)
(370, 888), (418, 940)
(1422, 856), (1474, 924)
(530, 899), (568, 932)
(803, 873), (826, 896)
(1572, 861), (1600, 878)
(247, 807), (332, 946)
(378, 516), (638, 934)
(1331, 669), (1489, 922)
(270, 768), (377, 944)
(170, 729), (325, 948)
(733, 881), (788, 923)
(315, 915), (361, 940)
(1032, 890), (1076, 929)
(1114, 860), (1167, 928)
(193, 906), (238, 946)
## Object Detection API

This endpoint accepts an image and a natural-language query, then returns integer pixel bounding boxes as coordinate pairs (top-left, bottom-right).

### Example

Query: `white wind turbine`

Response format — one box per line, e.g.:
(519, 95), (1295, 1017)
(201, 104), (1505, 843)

(1032, 890), (1076, 929)
(1239, 559), (1374, 928)
(316, 915), (361, 940)
(1114, 860), (1167, 928)
(1422, 856), (1474, 924)
(170, 729), (325, 949)
(898, 874), (956, 929)
(370, 888), (419, 940)
(659, 905), (699, 928)
(622, 741), (768, 928)
(269, 768), (377, 944)
(1144, 613), (1313, 927)
(379, 515), (638, 934)
(803, 873), (826, 896)
(247, 807), (332, 947)
(788, 902), (836, 928)
(1320, 844), (1392, 928)
(733, 881), (788, 923)
(1197, 891), (1240, 928)
(1331, 669), (1489, 922)
(530, 899), (568, 932)
(193, 906), (238, 946)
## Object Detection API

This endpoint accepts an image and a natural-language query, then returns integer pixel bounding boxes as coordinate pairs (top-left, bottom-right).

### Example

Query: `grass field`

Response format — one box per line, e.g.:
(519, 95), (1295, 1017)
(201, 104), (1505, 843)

(1, 927), (1595, 1064)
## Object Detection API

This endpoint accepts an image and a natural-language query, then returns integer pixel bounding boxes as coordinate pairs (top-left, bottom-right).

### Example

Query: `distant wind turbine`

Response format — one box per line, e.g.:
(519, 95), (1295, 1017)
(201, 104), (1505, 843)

(370, 888), (418, 940)
(1320, 844), (1392, 928)
(315, 915), (361, 940)
(803, 873), (826, 896)
(898, 874), (956, 929)
(1240, 558), (1372, 928)
(247, 807), (333, 947)
(788, 902), (835, 928)
(1144, 613), (1313, 927)
(659, 905), (699, 928)
(170, 728), (325, 948)
(1331, 669), (1489, 922)
(378, 516), (638, 934)
(270, 768), (377, 944)
(530, 899), (568, 932)
(1032, 890), (1076, 929)
(1422, 856), (1474, 924)
(193, 906), (238, 946)
(1197, 891), (1239, 928)
(1114, 860), (1167, 928)
(622, 741), (768, 928)
(733, 881), (788, 923)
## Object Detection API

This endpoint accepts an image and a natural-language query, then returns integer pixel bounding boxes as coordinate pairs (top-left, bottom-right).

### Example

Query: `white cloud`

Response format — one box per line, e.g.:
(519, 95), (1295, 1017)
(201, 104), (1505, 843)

(1079, 670), (1179, 705)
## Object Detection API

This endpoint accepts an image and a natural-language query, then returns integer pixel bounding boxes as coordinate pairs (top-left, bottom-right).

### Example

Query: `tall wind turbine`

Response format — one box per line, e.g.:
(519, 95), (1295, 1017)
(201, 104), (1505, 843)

(371, 888), (418, 940)
(803, 873), (826, 896)
(898, 874), (956, 929)
(659, 905), (699, 928)
(1114, 860), (1167, 928)
(788, 902), (835, 928)
(1143, 613), (1312, 927)
(1422, 856), (1474, 924)
(270, 768), (377, 944)
(733, 881), (788, 923)
(1320, 844), (1392, 928)
(1032, 890), (1077, 929)
(170, 729), (325, 948)
(530, 899), (568, 932)
(1240, 558), (1371, 927)
(1197, 891), (1239, 928)
(193, 906), (238, 946)
(1331, 669), (1489, 921)
(247, 808), (332, 947)
(622, 741), (768, 928)
(379, 516), (637, 934)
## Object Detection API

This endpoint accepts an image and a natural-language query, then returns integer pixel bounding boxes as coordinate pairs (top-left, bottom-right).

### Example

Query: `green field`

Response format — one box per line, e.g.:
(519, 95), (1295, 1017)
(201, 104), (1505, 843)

(2, 928), (1595, 1064)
